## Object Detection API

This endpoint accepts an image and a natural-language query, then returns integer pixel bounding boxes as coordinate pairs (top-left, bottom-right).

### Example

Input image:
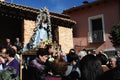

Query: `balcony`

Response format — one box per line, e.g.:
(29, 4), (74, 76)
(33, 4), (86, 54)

(92, 30), (104, 42)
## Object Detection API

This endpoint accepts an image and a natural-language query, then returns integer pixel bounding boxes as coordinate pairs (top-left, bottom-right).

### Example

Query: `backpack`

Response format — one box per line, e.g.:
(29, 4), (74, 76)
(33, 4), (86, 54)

(63, 66), (80, 80)
(0, 66), (19, 80)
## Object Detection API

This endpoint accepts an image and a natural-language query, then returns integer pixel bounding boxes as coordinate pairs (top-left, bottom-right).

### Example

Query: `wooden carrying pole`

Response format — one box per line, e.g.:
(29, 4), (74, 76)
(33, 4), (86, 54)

(20, 54), (22, 80)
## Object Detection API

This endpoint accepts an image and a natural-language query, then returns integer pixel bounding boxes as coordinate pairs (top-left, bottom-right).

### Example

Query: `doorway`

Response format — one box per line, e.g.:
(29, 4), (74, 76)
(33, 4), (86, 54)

(0, 15), (23, 46)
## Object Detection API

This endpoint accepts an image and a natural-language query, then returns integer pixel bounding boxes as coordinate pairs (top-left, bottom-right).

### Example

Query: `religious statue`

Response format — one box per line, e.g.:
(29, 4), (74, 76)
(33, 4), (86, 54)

(23, 7), (52, 51)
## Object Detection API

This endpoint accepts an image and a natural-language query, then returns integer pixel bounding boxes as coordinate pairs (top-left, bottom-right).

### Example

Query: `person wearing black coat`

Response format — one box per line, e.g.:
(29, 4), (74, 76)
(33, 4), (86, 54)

(99, 66), (120, 80)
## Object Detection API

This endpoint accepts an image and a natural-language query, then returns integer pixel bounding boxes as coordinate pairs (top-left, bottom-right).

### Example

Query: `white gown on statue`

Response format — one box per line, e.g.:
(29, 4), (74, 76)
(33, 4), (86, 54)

(33, 23), (48, 48)
(39, 23), (48, 41)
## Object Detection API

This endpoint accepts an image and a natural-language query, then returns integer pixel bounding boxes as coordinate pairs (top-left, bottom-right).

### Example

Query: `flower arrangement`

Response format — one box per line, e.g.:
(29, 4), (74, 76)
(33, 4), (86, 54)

(37, 39), (52, 48)
(43, 39), (52, 45)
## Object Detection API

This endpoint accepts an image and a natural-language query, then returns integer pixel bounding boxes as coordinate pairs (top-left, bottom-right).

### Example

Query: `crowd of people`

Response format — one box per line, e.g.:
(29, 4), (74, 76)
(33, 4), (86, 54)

(0, 37), (120, 80)
(0, 38), (22, 80)
(22, 43), (120, 80)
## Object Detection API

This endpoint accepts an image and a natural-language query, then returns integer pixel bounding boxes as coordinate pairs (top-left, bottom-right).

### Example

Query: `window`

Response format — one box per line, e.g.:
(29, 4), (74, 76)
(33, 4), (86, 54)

(88, 14), (105, 43)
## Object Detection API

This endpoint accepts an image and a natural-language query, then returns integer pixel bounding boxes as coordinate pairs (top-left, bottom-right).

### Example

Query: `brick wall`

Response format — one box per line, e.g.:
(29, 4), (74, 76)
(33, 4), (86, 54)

(58, 26), (73, 53)
(23, 20), (74, 53)
(23, 19), (35, 47)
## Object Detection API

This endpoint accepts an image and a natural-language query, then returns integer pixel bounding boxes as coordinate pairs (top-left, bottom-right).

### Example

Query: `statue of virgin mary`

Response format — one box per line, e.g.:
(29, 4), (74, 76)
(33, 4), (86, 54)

(23, 7), (52, 51)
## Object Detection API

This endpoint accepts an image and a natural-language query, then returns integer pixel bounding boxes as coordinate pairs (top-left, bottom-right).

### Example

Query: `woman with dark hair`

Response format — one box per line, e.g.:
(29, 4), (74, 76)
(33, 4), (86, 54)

(2, 47), (19, 79)
(96, 53), (110, 72)
(44, 44), (55, 74)
(68, 48), (75, 54)
(65, 52), (81, 80)
(80, 54), (103, 80)
(26, 48), (49, 80)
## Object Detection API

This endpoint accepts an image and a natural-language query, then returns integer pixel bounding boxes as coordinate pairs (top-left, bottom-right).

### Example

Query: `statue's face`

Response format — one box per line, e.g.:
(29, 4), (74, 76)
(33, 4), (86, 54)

(40, 13), (47, 23)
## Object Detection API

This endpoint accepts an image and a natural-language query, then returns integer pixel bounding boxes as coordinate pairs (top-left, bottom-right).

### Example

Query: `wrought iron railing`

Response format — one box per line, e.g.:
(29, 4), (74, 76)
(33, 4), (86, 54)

(92, 30), (104, 42)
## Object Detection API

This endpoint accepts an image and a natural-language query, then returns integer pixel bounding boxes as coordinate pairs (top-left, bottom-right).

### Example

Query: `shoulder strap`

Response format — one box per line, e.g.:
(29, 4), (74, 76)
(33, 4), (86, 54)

(71, 66), (77, 72)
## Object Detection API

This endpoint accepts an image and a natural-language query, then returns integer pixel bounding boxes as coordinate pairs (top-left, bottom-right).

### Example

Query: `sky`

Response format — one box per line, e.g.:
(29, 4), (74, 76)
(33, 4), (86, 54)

(5, 0), (95, 13)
